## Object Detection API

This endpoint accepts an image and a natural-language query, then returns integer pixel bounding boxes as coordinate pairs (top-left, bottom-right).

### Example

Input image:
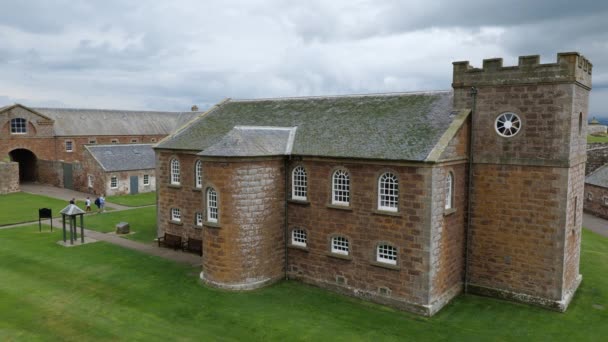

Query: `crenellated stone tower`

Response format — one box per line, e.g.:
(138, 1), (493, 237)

(453, 52), (591, 310)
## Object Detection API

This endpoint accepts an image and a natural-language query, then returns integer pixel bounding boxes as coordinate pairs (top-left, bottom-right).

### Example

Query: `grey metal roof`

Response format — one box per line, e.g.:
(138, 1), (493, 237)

(199, 126), (297, 157)
(586, 164), (608, 188)
(60, 204), (86, 216)
(156, 91), (459, 161)
(86, 144), (155, 172)
(33, 107), (199, 136)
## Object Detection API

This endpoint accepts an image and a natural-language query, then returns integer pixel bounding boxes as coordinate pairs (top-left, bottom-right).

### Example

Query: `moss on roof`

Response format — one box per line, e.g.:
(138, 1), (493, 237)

(156, 91), (457, 161)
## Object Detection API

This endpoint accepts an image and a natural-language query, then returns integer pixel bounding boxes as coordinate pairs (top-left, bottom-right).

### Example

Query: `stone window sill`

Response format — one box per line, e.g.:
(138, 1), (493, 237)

(288, 244), (309, 252)
(370, 260), (400, 271)
(326, 204), (352, 211)
(326, 252), (352, 261)
(444, 208), (457, 216)
(193, 225), (203, 230)
(168, 184), (182, 189)
(288, 199), (310, 205)
(192, 187), (202, 192)
(204, 221), (221, 229)
(169, 220), (183, 226)
(372, 209), (401, 217)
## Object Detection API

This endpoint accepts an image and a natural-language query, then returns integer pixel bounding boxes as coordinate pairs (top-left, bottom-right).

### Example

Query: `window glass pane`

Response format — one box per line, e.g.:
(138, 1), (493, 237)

(292, 166), (307, 200)
(332, 170), (350, 205)
(379, 173), (398, 211)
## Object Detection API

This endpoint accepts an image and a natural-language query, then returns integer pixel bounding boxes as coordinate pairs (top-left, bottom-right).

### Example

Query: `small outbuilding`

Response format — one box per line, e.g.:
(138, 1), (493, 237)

(584, 164), (608, 219)
(82, 144), (156, 196)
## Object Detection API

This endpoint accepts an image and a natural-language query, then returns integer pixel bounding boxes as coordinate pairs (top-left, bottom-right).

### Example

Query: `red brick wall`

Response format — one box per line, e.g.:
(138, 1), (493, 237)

(286, 159), (432, 310)
(202, 159), (285, 289)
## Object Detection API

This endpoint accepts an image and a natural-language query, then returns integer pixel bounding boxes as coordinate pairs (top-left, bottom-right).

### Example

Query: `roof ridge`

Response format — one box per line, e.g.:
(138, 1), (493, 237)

(33, 107), (205, 114)
(231, 90), (452, 103)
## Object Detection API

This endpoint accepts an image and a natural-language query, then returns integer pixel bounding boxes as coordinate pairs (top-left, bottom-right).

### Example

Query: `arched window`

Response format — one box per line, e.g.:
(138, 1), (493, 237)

(292, 166), (307, 200)
(445, 172), (454, 210)
(291, 229), (307, 247)
(378, 172), (399, 211)
(170, 159), (180, 185)
(376, 244), (398, 265)
(332, 169), (350, 205)
(207, 187), (218, 223)
(331, 236), (349, 255)
(195, 160), (202, 188)
(10, 118), (27, 134)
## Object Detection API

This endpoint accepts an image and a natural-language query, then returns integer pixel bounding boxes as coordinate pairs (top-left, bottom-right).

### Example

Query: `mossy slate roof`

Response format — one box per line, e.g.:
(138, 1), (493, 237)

(586, 164), (608, 188)
(156, 91), (457, 161)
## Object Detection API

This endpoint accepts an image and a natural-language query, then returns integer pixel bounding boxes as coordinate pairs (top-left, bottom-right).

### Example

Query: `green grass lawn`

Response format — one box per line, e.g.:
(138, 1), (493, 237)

(0, 225), (606, 341)
(106, 192), (156, 207)
(0, 192), (112, 226)
(587, 134), (608, 143)
(84, 206), (158, 243)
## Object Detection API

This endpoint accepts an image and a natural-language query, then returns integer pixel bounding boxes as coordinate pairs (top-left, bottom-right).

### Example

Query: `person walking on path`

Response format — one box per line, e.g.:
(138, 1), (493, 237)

(99, 195), (106, 213)
(94, 196), (101, 213)
(85, 197), (92, 212)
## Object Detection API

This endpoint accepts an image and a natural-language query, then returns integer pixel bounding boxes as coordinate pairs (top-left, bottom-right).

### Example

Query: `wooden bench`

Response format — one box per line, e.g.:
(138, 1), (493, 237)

(157, 233), (182, 250)
(183, 238), (203, 256)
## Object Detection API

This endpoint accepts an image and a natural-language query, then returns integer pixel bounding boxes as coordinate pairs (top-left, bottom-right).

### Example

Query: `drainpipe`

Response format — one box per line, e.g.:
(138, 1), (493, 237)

(284, 156), (290, 280)
(464, 87), (477, 294)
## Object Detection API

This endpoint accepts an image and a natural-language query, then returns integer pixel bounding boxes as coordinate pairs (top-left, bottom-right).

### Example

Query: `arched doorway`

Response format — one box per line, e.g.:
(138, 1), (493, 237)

(9, 149), (37, 182)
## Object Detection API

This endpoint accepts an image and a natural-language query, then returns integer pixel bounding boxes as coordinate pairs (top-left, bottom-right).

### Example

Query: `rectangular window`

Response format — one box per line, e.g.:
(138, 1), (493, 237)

(377, 245), (398, 265)
(10, 118), (27, 134)
(88, 175), (94, 188)
(88, 138), (97, 144)
(143, 174), (150, 186)
(195, 212), (203, 226)
(110, 176), (118, 189)
(131, 139), (138, 143)
(65, 140), (73, 152)
(207, 189), (218, 223)
(331, 236), (349, 255)
(111, 139), (119, 144)
(171, 208), (181, 222)
(292, 229), (307, 247)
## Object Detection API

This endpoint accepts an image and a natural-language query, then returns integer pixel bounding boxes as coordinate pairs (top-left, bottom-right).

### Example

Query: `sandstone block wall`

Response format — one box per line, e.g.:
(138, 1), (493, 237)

(0, 162), (19, 194)
(468, 164), (567, 300)
(202, 158), (285, 290)
(156, 151), (204, 241)
(286, 159), (434, 314)
(429, 163), (467, 310)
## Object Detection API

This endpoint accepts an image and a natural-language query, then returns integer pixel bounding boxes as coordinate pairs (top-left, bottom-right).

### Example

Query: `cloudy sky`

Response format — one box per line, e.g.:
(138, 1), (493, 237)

(1, 0), (607, 116)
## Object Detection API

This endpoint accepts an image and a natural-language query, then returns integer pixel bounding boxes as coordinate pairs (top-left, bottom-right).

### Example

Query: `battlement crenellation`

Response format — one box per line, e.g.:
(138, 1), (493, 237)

(453, 52), (592, 89)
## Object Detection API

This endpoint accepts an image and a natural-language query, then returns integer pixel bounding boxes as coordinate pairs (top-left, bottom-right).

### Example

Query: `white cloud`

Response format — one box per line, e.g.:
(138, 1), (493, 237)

(0, 0), (606, 116)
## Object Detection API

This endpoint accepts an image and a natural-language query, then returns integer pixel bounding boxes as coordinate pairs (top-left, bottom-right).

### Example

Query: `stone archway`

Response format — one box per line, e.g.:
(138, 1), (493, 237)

(9, 149), (37, 182)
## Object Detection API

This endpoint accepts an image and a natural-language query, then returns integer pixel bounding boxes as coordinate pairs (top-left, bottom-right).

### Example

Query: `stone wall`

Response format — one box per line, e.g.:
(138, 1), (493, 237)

(286, 159), (435, 315)
(201, 158), (285, 290)
(156, 151), (204, 242)
(586, 143), (608, 175)
(429, 163), (467, 313)
(584, 184), (608, 219)
(468, 164), (567, 301)
(0, 162), (19, 194)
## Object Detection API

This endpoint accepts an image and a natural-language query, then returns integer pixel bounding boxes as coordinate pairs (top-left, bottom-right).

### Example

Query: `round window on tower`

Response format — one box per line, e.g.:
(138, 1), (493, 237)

(495, 112), (522, 137)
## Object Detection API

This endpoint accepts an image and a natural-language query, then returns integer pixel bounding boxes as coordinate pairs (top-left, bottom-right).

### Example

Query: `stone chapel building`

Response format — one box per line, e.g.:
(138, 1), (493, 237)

(154, 52), (591, 316)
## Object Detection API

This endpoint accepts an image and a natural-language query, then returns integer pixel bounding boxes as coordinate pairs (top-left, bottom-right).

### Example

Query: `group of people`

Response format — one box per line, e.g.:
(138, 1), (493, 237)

(69, 195), (106, 213)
